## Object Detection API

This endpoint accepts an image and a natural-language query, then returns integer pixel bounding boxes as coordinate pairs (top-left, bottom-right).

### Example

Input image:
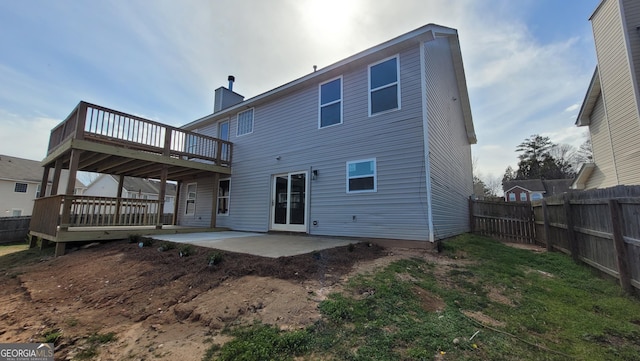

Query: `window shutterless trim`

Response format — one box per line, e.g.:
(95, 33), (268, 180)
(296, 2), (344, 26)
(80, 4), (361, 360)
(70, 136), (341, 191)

(236, 108), (254, 136)
(368, 55), (401, 117)
(185, 182), (197, 215)
(346, 158), (377, 193)
(318, 76), (343, 129)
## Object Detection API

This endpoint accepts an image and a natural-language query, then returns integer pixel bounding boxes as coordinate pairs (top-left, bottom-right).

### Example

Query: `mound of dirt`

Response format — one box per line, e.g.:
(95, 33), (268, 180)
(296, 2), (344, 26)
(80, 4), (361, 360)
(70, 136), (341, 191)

(0, 239), (391, 360)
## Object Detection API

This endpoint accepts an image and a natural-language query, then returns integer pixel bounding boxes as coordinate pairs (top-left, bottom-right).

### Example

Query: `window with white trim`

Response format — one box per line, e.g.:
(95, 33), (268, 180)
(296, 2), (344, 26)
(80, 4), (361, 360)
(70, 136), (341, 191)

(217, 179), (230, 215)
(14, 183), (27, 193)
(369, 56), (399, 115)
(319, 77), (342, 128)
(237, 108), (254, 136)
(347, 159), (377, 193)
(12, 209), (22, 217)
(508, 193), (516, 201)
(35, 184), (42, 198)
(186, 183), (197, 214)
(520, 193), (527, 202)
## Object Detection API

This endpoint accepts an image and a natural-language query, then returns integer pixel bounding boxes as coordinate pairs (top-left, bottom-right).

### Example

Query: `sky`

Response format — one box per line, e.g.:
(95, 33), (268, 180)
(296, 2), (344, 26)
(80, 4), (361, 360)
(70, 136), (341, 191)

(0, 0), (601, 185)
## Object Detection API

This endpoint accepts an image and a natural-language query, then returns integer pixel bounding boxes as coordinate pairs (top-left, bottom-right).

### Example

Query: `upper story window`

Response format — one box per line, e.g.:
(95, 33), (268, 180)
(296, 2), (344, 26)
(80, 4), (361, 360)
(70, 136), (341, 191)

(319, 77), (342, 128)
(520, 193), (528, 202)
(347, 158), (377, 193)
(14, 183), (27, 193)
(237, 108), (254, 136)
(369, 56), (400, 116)
(508, 193), (516, 202)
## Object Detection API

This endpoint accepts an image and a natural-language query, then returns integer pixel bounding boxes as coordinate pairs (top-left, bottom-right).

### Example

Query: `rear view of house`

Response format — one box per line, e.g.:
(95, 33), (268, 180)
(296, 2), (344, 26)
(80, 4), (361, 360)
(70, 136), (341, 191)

(178, 24), (476, 242)
(574, 0), (640, 189)
(31, 23), (475, 255)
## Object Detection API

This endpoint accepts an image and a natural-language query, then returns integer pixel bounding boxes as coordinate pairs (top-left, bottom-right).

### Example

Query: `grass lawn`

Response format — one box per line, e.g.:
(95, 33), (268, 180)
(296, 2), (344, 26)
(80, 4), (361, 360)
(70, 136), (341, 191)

(0, 243), (29, 257)
(205, 234), (640, 361)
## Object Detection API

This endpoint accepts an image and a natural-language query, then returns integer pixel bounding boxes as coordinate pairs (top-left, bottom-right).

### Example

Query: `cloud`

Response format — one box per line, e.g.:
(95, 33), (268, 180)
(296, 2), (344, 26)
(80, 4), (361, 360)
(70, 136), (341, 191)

(0, 109), (59, 160)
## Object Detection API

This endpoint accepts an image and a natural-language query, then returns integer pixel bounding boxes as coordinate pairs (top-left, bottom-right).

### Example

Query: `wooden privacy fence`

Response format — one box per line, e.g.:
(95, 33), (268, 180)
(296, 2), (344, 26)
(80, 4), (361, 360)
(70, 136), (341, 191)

(0, 216), (31, 244)
(532, 186), (640, 293)
(469, 199), (535, 244)
(470, 185), (640, 293)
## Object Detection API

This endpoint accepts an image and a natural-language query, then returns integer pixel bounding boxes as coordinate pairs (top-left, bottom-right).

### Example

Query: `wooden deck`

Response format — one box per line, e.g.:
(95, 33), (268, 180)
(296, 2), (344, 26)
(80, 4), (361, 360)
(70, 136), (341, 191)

(31, 101), (233, 256)
(43, 101), (232, 180)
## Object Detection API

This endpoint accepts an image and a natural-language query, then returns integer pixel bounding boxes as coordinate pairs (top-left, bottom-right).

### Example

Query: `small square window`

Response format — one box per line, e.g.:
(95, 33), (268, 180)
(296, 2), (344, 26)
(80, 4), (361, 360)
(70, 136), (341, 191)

(14, 183), (28, 193)
(520, 193), (528, 202)
(237, 108), (254, 136)
(508, 193), (516, 202)
(347, 159), (377, 193)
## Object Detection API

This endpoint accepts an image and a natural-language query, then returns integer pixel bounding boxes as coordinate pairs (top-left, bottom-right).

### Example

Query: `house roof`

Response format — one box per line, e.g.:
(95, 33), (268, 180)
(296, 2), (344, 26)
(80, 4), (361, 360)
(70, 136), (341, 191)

(503, 179), (546, 193)
(576, 67), (601, 126)
(183, 23), (476, 144)
(571, 162), (596, 190)
(504, 179), (574, 196)
(0, 154), (47, 183)
(104, 175), (177, 196)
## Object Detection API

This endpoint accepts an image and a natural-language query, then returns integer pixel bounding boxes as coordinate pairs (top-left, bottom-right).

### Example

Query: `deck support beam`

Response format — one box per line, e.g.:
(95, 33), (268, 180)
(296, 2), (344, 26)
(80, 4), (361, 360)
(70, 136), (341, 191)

(55, 242), (66, 257)
(51, 159), (63, 196)
(156, 165), (169, 229)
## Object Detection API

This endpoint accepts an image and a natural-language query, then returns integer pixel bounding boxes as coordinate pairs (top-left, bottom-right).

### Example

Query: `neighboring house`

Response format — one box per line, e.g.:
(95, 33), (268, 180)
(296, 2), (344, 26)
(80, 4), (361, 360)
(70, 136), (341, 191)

(0, 154), (82, 216)
(573, 0), (640, 189)
(177, 24), (477, 242)
(84, 175), (177, 214)
(503, 179), (574, 202)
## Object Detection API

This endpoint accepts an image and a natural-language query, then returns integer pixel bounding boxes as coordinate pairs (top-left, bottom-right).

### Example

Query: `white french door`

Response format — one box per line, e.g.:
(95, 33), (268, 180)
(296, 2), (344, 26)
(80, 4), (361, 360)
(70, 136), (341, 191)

(270, 171), (307, 232)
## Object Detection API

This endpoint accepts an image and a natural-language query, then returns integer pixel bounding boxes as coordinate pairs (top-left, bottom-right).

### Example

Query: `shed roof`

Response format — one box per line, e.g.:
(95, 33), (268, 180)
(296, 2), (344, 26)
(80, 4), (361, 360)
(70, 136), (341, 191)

(576, 67), (601, 126)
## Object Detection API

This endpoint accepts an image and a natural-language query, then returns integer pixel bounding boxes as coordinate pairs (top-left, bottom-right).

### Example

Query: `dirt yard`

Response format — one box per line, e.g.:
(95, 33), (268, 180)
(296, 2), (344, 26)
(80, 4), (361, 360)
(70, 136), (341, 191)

(0, 239), (429, 360)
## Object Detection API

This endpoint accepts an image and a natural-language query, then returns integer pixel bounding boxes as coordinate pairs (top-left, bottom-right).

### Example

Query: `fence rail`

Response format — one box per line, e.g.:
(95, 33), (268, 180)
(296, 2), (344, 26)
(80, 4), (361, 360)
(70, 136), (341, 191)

(471, 185), (640, 293)
(48, 101), (232, 166)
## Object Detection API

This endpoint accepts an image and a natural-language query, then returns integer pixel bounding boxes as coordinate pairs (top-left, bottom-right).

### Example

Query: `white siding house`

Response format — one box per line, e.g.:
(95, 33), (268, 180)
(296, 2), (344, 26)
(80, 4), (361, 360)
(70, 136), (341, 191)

(574, 0), (640, 189)
(177, 24), (476, 243)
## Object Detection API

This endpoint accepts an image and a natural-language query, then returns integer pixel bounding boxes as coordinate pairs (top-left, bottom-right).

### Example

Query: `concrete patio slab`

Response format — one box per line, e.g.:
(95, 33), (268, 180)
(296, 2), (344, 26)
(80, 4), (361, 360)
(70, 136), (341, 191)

(146, 231), (359, 258)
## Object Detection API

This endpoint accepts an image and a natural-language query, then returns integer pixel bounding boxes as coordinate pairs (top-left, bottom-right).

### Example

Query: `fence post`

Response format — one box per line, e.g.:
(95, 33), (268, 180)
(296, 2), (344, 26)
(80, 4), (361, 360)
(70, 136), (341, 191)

(564, 194), (579, 262)
(542, 199), (552, 252)
(468, 197), (475, 234)
(608, 199), (632, 293)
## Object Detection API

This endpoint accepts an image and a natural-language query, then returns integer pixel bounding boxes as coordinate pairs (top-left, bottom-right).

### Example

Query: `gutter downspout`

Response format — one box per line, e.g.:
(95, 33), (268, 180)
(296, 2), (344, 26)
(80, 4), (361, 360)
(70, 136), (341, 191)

(420, 40), (435, 243)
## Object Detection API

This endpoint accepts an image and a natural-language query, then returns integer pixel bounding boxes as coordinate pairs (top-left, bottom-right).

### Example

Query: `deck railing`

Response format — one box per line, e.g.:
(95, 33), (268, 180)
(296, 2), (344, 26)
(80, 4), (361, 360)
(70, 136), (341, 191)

(48, 101), (232, 166)
(31, 195), (166, 237)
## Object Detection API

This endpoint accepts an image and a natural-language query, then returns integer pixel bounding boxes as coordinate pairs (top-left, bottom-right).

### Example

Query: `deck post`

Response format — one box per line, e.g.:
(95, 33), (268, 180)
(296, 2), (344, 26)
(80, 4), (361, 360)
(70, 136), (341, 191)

(55, 242), (66, 257)
(210, 173), (220, 228)
(28, 234), (38, 248)
(60, 149), (82, 230)
(39, 166), (51, 198)
(116, 175), (125, 224)
(51, 159), (63, 196)
(156, 165), (169, 229)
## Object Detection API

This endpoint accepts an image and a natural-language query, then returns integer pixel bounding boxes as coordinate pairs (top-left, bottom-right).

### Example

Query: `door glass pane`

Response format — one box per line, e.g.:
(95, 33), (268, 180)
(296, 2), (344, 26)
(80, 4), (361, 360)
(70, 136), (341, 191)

(274, 176), (288, 225)
(290, 173), (306, 225)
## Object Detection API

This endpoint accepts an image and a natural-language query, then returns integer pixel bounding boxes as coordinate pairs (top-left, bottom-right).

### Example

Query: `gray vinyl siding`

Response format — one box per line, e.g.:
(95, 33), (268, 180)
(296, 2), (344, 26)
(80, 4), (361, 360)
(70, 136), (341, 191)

(424, 37), (473, 239)
(586, 93), (617, 188)
(592, 0), (640, 186)
(196, 44), (431, 240)
(177, 176), (215, 227)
